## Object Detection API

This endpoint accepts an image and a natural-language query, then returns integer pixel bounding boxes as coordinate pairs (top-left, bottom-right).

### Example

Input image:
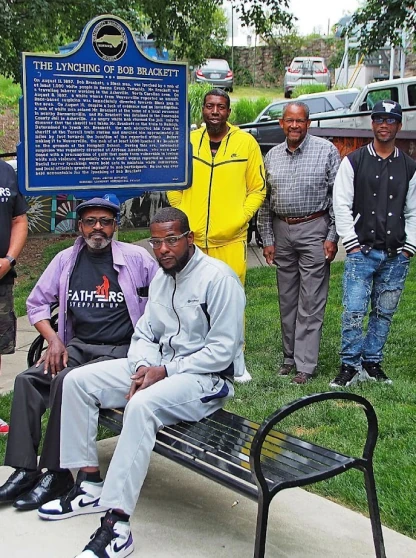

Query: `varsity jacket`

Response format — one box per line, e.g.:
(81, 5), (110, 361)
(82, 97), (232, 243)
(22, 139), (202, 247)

(26, 238), (158, 345)
(127, 247), (246, 378)
(334, 143), (416, 255)
(167, 123), (265, 249)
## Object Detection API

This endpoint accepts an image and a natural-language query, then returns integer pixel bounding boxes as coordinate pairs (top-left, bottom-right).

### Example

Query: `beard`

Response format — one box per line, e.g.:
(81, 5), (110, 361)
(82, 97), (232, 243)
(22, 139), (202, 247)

(84, 233), (112, 251)
(205, 121), (223, 136)
(158, 247), (191, 277)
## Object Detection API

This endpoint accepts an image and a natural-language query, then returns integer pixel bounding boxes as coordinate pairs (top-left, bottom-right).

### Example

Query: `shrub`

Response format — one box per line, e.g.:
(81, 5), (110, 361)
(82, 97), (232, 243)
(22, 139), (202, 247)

(188, 82), (213, 127)
(229, 97), (270, 125)
(291, 84), (327, 98)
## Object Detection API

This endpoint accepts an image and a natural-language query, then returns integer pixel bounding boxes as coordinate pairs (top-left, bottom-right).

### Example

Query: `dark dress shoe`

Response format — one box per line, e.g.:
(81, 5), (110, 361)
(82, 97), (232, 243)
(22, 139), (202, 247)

(0, 468), (41, 504)
(13, 470), (74, 511)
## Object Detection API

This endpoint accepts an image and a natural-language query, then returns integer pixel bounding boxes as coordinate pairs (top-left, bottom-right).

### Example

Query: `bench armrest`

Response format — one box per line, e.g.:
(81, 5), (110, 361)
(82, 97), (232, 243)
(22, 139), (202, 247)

(249, 391), (378, 494)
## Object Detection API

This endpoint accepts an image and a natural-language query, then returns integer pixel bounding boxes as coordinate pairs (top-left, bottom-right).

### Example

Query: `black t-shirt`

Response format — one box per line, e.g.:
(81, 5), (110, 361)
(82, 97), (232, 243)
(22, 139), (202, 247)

(0, 160), (29, 285)
(68, 247), (134, 345)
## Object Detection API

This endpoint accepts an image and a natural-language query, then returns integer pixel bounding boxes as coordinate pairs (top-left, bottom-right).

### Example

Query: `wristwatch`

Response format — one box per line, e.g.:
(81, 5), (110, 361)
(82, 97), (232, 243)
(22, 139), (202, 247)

(5, 255), (16, 267)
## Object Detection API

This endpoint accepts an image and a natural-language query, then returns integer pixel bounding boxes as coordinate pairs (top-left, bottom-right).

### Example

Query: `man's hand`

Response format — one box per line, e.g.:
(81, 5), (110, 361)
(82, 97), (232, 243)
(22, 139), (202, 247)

(347, 247), (361, 254)
(126, 365), (167, 400)
(0, 257), (12, 280)
(262, 245), (275, 266)
(38, 335), (68, 378)
(402, 250), (412, 259)
(324, 241), (338, 262)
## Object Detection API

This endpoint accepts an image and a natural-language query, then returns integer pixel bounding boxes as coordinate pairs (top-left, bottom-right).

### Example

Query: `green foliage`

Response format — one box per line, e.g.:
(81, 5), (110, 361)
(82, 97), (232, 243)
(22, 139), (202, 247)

(263, 29), (306, 74)
(229, 97), (270, 125)
(233, 65), (253, 87)
(348, 0), (416, 54)
(291, 84), (327, 97)
(188, 83), (213, 127)
(0, 75), (21, 111)
(0, 1), (147, 83)
(0, 1), (295, 83)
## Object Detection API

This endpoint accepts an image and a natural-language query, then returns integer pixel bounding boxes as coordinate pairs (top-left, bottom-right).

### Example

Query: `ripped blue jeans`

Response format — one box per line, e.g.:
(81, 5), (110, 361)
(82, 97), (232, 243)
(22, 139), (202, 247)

(340, 249), (410, 367)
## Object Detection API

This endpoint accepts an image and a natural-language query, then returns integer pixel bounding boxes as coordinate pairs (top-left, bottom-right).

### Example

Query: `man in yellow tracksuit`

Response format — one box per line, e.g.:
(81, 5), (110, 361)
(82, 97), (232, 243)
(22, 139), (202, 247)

(167, 88), (265, 286)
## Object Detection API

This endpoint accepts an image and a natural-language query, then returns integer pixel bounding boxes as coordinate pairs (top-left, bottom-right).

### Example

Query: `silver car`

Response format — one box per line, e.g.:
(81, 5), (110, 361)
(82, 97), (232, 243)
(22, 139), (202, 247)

(284, 57), (331, 98)
(254, 89), (359, 123)
(195, 59), (233, 92)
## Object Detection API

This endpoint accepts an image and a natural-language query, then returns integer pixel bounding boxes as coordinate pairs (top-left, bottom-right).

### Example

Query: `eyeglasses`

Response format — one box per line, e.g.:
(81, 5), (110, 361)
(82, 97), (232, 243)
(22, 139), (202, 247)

(80, 217), (116, 227)
(372, 117), (398, 124)
(282, 118), (308, 125)
(148, 231), (190, 249)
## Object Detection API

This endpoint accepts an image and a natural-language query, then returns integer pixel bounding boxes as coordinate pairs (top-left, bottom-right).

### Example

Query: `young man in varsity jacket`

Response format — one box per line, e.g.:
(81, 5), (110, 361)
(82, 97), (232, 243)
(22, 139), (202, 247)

(331, 100), (416, 388)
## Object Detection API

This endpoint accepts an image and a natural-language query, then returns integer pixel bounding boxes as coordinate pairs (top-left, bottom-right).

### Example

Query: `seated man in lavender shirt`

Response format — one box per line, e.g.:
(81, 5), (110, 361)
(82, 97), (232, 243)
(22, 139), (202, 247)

(0, 197), (158, 511)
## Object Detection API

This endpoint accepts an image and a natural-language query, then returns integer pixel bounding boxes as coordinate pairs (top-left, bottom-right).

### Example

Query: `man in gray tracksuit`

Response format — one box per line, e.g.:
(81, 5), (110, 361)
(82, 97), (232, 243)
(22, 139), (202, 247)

(39, 207), (246, 558)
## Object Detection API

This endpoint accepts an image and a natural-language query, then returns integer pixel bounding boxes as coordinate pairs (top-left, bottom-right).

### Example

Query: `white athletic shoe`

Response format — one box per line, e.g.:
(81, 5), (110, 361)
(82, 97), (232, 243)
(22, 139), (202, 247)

(75, 511), (134, 558)
(38, 471), (108, 520)
(235, 367), (252, 384)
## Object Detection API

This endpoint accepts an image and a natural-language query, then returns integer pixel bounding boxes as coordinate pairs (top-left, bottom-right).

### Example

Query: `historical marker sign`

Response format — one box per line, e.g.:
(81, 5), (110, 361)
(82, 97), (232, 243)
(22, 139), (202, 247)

(18, 15), (190, 200)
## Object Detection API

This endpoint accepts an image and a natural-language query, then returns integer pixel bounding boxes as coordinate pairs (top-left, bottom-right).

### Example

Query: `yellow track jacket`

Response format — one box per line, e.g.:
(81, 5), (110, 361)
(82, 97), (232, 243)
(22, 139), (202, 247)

(167, 123), (266, 249)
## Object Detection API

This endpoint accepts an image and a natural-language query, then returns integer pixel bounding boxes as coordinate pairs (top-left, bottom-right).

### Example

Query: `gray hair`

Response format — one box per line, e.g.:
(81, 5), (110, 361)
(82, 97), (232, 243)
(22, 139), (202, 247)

(282, 101), (310, 120)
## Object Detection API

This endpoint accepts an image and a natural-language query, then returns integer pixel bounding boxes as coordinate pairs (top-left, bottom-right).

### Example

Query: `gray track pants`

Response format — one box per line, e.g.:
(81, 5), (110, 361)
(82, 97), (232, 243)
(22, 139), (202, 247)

(60, 358), (234, 516)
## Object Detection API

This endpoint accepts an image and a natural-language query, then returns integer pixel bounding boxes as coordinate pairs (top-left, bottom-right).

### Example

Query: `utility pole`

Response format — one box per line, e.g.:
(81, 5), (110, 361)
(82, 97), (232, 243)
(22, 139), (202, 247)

(231, 5), (234, 73)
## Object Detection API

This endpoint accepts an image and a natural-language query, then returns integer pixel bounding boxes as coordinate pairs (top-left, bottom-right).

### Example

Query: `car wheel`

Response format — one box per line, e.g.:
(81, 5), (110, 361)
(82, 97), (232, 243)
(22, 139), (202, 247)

(284, 90), (291, 99)
(228, 87), (233, 93)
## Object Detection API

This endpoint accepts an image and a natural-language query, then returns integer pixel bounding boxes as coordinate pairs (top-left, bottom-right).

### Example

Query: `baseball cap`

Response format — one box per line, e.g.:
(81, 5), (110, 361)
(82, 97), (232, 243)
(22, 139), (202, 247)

(76, 197), (120, 217)
(371, 100), (402, 122)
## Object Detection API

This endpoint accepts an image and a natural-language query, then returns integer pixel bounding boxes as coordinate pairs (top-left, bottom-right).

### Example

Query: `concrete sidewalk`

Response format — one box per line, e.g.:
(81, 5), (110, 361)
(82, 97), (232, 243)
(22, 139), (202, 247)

(2, 241), (415, 557)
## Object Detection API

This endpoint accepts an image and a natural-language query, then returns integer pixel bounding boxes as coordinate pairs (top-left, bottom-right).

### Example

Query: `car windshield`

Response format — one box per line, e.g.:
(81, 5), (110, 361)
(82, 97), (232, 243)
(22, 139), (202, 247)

(202, 60), (229, 71)
(335, 92), (358, 108)
(259, 102), (287, 121)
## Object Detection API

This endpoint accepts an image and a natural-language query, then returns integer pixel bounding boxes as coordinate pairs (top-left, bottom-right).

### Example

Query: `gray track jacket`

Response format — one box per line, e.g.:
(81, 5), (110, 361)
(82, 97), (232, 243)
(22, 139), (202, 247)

(127, 246), (246, 378)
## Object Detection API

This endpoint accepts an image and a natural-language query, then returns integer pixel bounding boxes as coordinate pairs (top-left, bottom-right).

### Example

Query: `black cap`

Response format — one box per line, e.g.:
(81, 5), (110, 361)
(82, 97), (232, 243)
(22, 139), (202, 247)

(371, 100), (402, 122)
(76, 197), (120, 217)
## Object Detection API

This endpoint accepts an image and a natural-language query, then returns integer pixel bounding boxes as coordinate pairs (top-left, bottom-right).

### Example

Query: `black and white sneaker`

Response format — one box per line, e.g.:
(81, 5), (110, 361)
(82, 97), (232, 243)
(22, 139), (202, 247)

(362, 361), (392, 384)
(75, 511), (134, 558)
(329, 364), (361, 388)
(38, 471), (108, 520)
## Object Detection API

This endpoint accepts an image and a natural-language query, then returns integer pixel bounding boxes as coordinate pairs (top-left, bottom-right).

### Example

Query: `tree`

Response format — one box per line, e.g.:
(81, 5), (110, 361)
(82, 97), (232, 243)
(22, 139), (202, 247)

(348, 0), (415, 54)
(0, 0), (294, 83)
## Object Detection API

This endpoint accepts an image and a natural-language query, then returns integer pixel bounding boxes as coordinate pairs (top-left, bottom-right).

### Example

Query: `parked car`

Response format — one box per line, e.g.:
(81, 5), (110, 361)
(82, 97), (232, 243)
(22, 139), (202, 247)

(312, 77), (416, 131)
(253, 89), (359, 124)
(195, 59), (233, 92)
(284, 57), (331, 98)
(243, 89), (359, 150)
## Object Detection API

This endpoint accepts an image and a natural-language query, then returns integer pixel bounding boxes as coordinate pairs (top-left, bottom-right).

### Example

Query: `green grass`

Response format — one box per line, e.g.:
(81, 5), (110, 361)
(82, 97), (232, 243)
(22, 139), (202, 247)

(229, 263), (416, 539)
(230, 85), (283, 100)
(2, 258), (415, 538)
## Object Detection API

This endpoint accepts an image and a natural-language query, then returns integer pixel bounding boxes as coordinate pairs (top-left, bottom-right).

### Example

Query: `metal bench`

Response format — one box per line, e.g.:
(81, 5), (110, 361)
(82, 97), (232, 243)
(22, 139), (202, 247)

(99, 392), (386, 558)
(28, 323), (385, 557)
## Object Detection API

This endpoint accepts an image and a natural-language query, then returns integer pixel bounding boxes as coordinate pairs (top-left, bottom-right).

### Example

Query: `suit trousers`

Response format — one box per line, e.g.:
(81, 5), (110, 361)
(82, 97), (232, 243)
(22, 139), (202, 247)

(60, 358), (234, 516)
(4, 338), (128, 471)
(272, 215), (330, 375)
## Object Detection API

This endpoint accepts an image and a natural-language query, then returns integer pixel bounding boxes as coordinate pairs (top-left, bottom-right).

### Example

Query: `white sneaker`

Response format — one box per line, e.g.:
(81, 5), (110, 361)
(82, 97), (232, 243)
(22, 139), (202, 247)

(235, 367), (252, 383)
(38, 471), (108, 520)
(76, 511), (134, 558)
